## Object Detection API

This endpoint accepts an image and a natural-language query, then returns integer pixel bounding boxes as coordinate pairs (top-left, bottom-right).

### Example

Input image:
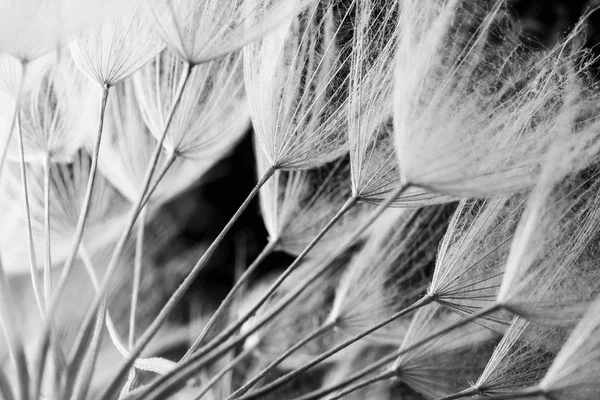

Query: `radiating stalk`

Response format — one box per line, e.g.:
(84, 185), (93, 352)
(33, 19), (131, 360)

(198, 184), (411, 362)
(327, 369), (397, 400)
(229, 320), (336, 398)
(291, 304), (500, 400)
(190, 195), (359, 360)
(135, 184), (412, 400)
(237, 295), (433, 400)
(181, 238), (279, 361)
(130, 206), (148, 349)
(436, 387), (481, 400)
(43, 152), (52, 306)
(292, 352), (397, 400)
(78, 246), (129, 358)
(16, 110), (43, 315)
(486, 387), (546, 400)
(194, 346), (253, 400)
(99, 164), (276, 400)
(51, 85), (109, 304)
(0, 61), (27, 183)
(32, 85), (110, 397)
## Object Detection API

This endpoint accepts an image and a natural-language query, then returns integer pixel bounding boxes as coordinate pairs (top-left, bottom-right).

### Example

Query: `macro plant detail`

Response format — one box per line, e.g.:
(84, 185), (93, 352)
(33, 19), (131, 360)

(2, 0), (600, 399)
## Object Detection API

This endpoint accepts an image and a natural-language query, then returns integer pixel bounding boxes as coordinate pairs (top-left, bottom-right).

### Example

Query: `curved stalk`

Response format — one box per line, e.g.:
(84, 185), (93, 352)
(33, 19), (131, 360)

(182, 238), (279, 361)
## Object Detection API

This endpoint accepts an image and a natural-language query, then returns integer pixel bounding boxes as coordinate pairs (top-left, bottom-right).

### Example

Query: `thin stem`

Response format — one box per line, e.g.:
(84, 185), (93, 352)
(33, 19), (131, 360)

(328, 370), (397, 400)
(195, 195), (358, 362)
(182, 239), (279, 361)
(32, 85), (110, 397)
(392, 304), (499, 364)
(135, 184), (412, 399)
(436, 386), (481, 400)
(140, 153), (177, 209)
(291, 353), (397, 400)
(229, 320), (336, 399)
(238, 295), (432, 400)
(486, 387), (547, 400)
(103, 164), (276, 400)
(79, 246), (129, 359)
(16, 109), (43, 315)
(43, 152), (52, 306)
(130, 206), (148, 349)
(292, 304), (500, 400)
(194, 346), (253, 400)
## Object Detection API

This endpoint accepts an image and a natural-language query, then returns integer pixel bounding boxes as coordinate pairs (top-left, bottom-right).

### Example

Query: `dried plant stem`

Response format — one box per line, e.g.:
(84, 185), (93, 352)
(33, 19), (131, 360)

(192, 195), (360, 362)
(78, 246), (128, 359)
(137, 184), (412, 399)
(130, 206), (148, 349)
(43, 152), (52, 306)
(99, 159), (274, 400)
(16, 110), (44, 315)
(237, 295), (433, 400)
(328, 369), (397, 400)
(229, 320), (336, 398)
(181, 238), (279, 361)
(437, 387), (481, 400)
(32, 85), (110, 398)
(295, 304), (500, 400)
(194, 346), (253, 400)
(486, 387), (546, 400)
(58, 62), (192, 400)
(292, 352), (397, 400)
(118, 164), (275, 368)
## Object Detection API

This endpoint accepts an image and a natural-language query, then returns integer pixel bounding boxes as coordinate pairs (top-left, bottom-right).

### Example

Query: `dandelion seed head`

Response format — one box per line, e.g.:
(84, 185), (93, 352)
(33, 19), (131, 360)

(391, 303), (499, 399)
(428, 194), (527, 331)
(246, 0), (349, 170)
(148, 0), (315, 65)
(8, 54), (97, 164)
(133, 49), (248, 159)
(348, 0), (451, 206)
(0, 150), (129, 273)
(98, 80), (224, 205)
(473, 317), (568, 397)
(69, 4), (165, 87)
(537, 294), (600, 399)
(328, 206), (449, 338)
(393, 0), (600, 198)
(497, 163), (600, 325)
